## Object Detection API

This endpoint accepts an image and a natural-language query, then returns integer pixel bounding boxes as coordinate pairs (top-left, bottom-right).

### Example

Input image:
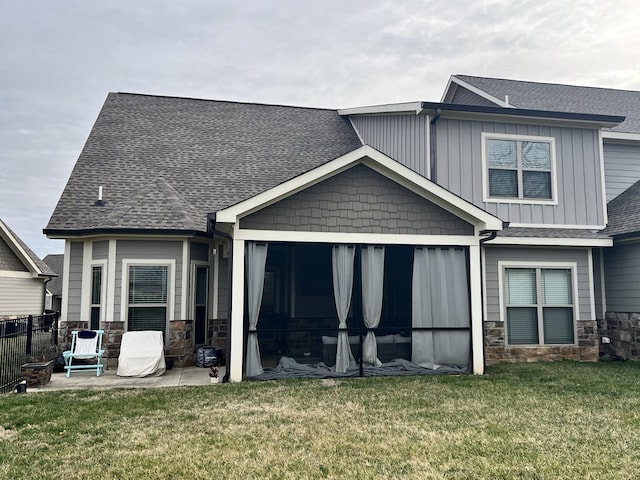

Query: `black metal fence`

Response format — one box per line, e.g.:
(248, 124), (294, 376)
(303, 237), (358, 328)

(0, 313), (59, 394)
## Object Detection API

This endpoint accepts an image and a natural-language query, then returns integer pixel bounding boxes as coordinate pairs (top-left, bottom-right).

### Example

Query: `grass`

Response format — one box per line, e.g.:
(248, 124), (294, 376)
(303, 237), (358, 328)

(1, 361), (640, 479)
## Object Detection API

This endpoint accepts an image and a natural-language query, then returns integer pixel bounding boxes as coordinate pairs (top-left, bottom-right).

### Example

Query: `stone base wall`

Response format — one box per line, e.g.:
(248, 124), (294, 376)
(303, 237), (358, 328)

(22, 361), (54, 387)
(60, 319), (198, 369)
(484, 320), (599, 364)
(209, 318), (227, 351)
(600, 312), (640, 360)
(166, 319), (194, 367)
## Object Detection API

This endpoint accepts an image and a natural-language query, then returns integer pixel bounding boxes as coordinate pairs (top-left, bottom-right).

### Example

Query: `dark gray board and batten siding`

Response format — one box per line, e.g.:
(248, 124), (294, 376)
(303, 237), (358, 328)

(484, 246), (594, 322)
(603, 242), (640, 312)
(603, 143), (640, 201)
(436, 119), (604, 226)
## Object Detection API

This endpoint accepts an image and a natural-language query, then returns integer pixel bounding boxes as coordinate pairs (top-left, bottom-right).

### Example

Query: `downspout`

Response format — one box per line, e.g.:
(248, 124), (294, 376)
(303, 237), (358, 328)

(477, 221), (509, 372)
(42, 276), (54, 314)
(429, 107), (442, 182)
(208, 213), (233, 383)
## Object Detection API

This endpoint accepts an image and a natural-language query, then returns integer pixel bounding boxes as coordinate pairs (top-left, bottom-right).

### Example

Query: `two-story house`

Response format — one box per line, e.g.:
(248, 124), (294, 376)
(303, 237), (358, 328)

(44, 89), (624, 382)
(442, 75), (640, 360)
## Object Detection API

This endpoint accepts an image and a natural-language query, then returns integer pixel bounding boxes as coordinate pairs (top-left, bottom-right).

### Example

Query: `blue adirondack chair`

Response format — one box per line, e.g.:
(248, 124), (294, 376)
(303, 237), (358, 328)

(63, 330), (105, 377)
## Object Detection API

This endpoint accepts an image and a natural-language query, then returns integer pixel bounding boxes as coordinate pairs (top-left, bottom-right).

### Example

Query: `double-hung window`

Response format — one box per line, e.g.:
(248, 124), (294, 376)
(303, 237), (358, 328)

(127, 264), (170, 336)
(504, 266), (575, 345)
(484, 133), (555, 202)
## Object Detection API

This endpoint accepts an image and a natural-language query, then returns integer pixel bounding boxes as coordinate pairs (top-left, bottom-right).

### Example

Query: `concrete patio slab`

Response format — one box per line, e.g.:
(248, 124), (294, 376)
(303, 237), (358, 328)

(29, 365), (226, 392)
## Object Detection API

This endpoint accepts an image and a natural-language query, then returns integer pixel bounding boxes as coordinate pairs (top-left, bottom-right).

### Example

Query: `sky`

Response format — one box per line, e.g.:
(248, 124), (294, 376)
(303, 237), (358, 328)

(1, 0), (640, 258)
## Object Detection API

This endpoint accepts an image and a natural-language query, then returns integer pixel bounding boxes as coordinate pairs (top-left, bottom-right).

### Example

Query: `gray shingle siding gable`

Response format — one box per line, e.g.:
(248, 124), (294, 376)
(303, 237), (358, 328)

(46, 93), (362, 234)
(240, 164), (474, 235)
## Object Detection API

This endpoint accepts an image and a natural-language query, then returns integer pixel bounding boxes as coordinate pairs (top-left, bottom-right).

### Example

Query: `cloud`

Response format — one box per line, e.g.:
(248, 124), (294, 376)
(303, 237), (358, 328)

(1, 0), (639, 256)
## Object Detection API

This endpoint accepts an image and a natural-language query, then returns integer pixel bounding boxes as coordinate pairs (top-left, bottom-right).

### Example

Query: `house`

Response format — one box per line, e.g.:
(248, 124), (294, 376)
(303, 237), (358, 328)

(442, 75), (640, 360)
(43, 254), (63, 313)
(44, 87), (625, 381)
(0, 218), (56, 317)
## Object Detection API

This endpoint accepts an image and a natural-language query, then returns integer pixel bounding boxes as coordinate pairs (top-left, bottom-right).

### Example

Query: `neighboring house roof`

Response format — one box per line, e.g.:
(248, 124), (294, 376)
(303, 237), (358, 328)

(444, 74), (640, 135)
(42, 254), (64, 296)
(601, 178), (640, 238)
(0, 218), (56, 277)
(44, 93), (362, 236)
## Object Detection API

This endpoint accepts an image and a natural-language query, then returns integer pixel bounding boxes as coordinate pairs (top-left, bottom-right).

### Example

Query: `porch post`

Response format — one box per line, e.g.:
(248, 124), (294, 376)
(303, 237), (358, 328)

(229, 237), (246, 382)
(469, 244), (484, 374)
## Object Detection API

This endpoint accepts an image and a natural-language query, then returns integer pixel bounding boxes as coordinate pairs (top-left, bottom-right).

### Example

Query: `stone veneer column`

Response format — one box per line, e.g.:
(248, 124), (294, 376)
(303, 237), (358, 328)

(601, 312), (640, 360)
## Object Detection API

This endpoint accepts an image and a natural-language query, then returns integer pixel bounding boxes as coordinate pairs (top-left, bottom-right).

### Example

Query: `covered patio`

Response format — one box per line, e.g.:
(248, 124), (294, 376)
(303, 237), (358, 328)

(215, 146), (503, 381)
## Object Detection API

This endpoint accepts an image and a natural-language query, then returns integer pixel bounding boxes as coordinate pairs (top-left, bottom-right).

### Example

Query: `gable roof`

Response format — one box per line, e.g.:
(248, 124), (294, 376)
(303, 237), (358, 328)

(217, 145), (504, 232)
(0, 218), (56, 276)
(42, 254), (63, 295)
(444, 75), (640, 135)
(45, 93), (362, 236)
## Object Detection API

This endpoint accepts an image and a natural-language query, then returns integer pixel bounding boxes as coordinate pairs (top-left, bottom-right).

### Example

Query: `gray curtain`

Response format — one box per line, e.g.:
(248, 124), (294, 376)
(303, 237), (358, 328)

(332, 245), (356, 373)
(246, 242), (268, 377)
(412, 247), (470, 369)
(362, 246), (385, 366)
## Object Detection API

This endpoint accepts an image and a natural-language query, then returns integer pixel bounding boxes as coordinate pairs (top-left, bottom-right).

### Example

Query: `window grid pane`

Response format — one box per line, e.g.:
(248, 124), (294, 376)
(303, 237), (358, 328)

(521, 141), (551, 169)
(91, 266), (102, 305)
(487, 139), (517, 167)
(129, 266), (168, 304)
(507, 268), (536, 304)
(543, 307), (574, 344)
(522, 171), (551, 199)
(542, 269), (572, 304)
(489, 169), (518, 197)
(507, 307), (539, 344)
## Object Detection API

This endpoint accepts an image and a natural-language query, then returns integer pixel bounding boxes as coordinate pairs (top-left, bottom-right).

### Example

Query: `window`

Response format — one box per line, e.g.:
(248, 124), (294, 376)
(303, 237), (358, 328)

(90, 266), (102, 330)
(127, 265), (169, 335)
(484, 134), (555, 202)
(193, 265), (208, 345)
(505, 267), (575, 345)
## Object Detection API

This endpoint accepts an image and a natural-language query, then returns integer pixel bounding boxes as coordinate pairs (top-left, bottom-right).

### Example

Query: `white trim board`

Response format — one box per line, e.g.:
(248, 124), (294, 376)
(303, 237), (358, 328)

(488, 237), (612, 247)
(233, 229), (480, 246)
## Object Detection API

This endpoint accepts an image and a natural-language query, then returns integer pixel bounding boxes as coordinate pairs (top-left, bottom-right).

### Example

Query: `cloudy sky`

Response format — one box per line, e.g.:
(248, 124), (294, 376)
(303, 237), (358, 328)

(2, 0), (639, 258)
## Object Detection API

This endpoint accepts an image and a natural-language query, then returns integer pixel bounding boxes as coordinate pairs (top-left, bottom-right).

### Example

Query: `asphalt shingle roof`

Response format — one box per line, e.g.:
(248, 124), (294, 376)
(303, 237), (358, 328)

(453, 75), (640, 134)
(45, 93), (362, 234)
(497, 227), (610, 240)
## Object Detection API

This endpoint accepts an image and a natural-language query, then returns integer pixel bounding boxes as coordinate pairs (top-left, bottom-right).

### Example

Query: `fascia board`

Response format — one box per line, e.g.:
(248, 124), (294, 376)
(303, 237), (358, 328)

(337, 102), (423, 116)
(488, 236), (613, 247)
(602, 131), (640, 142)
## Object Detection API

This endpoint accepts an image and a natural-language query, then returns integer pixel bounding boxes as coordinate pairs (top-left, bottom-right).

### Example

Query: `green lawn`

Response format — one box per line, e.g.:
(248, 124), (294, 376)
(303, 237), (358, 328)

(1, 361), (639, 479)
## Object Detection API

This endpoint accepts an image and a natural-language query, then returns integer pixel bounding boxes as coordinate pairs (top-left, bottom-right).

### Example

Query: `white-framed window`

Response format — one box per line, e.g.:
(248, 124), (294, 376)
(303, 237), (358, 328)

(122, 259), (175, 337)
(482, 133), (557, 204)
(499, 262), (577, 346)
(89, 262), (106, 330)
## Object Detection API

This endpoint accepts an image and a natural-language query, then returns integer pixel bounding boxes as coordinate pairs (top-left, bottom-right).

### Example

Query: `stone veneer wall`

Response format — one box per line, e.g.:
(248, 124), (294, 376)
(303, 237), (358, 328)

(599, 312), (640, 360)
(484, 319), (599, 364)
(166, 320), (194, 367)
(209, 318), (227, 351)
(62, 319), (197, 369)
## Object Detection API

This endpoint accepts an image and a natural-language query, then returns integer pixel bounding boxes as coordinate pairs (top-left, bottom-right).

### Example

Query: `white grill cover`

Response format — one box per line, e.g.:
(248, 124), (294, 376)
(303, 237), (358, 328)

(117, 331), (166, 377)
